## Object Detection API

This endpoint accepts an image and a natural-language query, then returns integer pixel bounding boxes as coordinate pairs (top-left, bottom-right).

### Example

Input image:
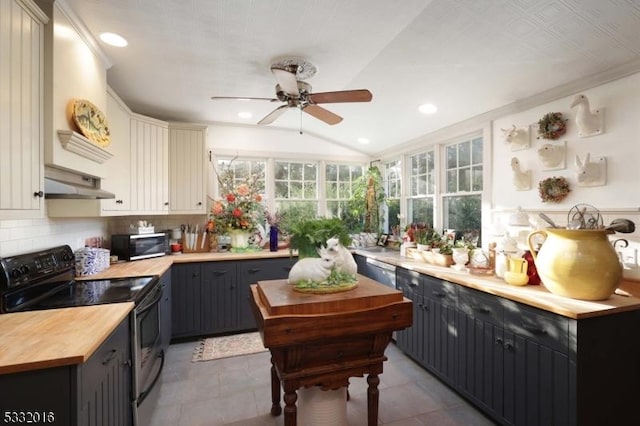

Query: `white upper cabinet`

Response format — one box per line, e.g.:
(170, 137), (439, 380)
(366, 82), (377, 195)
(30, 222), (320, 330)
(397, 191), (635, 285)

(100, 87), (131, 213)
(0, 0), (48, 219)
(130, 113), (169, 215)
(169, 123), (207, 214)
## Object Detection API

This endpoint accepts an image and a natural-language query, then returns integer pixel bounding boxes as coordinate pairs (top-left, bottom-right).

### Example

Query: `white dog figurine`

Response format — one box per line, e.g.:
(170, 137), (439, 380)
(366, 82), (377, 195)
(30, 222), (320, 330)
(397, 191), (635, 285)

(325, 237), (357, 275)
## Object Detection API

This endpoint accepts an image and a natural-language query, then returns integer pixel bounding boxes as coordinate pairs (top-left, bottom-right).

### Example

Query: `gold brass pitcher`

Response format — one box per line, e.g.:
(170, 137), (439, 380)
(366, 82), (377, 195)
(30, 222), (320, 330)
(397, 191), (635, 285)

(527, 229), (622, 300)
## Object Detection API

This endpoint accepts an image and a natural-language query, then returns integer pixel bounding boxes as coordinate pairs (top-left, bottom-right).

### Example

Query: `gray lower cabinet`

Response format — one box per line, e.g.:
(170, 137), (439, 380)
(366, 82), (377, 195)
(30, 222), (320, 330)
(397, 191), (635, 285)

(159, 270), (172, 352)
(171, 257), (295, 339)
(171, 263), (202, 338)
(236, 258), (296, 330)
(393, 265), (640, 425)
(201, 261), (239, 334)
(0, 315), (132, 426)
(395, 267), (423, 362)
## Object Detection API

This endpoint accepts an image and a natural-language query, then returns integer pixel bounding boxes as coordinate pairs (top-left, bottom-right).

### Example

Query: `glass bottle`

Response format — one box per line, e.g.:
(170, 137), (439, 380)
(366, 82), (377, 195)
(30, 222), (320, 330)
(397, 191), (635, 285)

(269, 226), (279, 252)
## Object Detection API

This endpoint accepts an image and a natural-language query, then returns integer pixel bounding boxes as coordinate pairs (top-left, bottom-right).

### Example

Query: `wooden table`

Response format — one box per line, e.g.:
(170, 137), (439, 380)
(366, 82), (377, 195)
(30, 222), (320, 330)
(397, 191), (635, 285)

(250, 275), (412, 426)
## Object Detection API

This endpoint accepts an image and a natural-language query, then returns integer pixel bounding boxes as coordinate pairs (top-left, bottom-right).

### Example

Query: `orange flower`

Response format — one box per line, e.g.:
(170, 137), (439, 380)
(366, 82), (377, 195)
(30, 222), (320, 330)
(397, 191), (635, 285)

(236, 184), (250, 196)
(255, 194), (262, 202)
(226, 193), (236, 202)
(212, 201), (224, 215)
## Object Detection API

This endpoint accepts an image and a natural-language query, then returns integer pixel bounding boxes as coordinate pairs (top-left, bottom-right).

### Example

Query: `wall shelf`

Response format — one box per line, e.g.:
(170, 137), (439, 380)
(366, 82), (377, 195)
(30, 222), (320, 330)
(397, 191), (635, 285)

(58, 130), (113, 164)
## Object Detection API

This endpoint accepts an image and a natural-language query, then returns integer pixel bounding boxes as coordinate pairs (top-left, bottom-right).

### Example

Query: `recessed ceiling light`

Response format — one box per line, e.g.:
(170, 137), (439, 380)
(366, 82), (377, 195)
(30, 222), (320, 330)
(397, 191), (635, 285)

(99, 32), (128, 47)
(238, 112), (252, 118)
(357, 137), (370, 145)
(418, 103), (438, 114)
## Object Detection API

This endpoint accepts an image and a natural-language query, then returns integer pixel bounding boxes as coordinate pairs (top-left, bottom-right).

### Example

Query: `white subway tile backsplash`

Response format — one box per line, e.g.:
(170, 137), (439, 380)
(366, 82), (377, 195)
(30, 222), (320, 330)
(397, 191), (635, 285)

(0, 215), (207, 257)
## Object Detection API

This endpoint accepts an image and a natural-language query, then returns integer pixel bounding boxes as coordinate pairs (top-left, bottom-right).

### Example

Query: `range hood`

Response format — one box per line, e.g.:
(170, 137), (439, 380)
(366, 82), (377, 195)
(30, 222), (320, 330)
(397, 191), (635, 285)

(44, 166), (115, 199)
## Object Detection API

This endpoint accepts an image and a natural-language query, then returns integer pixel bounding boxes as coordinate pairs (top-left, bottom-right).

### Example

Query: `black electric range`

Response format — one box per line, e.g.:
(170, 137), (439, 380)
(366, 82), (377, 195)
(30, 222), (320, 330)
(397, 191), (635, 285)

(0, 245), (158, 313)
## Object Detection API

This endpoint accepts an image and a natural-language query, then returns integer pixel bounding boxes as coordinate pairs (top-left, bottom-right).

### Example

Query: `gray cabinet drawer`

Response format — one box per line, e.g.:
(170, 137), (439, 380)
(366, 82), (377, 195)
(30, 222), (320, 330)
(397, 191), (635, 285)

(423, 276), (456, 307)
(458, 286), (503, 326)
(504, 304), (569, 354)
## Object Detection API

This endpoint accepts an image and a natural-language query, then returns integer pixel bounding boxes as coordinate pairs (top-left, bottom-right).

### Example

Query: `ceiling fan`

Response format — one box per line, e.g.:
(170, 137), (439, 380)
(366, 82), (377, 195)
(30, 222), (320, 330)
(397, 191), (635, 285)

(211, 59), (372, 126)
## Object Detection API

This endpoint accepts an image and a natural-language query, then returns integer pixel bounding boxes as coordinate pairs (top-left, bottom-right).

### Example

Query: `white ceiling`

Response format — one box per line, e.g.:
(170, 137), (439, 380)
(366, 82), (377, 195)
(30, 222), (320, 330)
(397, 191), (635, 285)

(63, 0), (640, 155)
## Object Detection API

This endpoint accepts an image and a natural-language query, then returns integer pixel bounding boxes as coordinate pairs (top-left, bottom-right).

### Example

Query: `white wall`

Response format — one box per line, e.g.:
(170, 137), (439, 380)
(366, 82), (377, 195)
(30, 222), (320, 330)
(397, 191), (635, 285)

(492, 72), (640, 211)
(489, 72), (640, 279)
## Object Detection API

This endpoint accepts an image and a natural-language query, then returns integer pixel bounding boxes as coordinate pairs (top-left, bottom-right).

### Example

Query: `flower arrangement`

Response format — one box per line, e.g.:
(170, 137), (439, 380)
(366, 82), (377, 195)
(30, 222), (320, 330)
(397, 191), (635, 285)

(209, 165), (264, 233)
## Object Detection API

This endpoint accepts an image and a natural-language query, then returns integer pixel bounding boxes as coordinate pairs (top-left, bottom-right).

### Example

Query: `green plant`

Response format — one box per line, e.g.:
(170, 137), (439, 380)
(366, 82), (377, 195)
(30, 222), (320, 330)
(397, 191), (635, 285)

(288, 218), (351, 258)
(348, 166), (386, 233)
(438, 242), (453, 255)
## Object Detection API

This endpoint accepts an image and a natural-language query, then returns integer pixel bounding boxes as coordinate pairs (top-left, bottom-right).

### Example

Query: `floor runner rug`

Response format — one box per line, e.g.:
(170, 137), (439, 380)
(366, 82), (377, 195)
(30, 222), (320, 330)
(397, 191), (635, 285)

(192, 332), (267, 362)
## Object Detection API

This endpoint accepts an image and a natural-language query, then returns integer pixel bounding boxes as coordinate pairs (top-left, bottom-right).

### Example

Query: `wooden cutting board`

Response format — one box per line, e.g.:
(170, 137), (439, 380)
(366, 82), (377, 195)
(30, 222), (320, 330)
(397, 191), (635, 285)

(257, 275), (403, 315)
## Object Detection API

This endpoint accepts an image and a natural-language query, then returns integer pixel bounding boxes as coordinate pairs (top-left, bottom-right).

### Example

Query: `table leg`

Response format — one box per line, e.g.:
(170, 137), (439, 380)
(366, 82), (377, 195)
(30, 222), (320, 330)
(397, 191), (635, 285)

(270, 358), (282, 416)
(283, 387), (298, 426)
(367, 373), (380, 426)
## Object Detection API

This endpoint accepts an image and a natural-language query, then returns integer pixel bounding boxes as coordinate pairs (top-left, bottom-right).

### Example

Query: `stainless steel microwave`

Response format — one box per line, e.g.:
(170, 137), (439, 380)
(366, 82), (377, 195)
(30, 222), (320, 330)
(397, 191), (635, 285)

(111, 233), (169, 261)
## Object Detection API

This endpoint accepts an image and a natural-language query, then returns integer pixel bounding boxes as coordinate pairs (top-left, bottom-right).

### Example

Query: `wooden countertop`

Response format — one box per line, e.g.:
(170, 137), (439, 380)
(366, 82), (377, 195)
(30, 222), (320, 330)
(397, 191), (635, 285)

(355, 249), (640, 320)
(0, 303), (133, 375)
(77, 249), (295, 280)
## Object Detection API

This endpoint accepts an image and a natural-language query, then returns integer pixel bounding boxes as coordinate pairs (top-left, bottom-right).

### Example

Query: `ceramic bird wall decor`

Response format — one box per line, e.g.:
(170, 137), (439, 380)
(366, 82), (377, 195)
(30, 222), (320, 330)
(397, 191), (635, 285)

(510, 157), (531, 191)
(570, 94), (603, 138)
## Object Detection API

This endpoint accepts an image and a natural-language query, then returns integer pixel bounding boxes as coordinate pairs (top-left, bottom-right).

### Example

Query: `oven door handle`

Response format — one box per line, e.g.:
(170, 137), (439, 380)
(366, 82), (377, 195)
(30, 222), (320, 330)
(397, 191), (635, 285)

(137, 284), (163, 314)
(137, 349), (164, 405)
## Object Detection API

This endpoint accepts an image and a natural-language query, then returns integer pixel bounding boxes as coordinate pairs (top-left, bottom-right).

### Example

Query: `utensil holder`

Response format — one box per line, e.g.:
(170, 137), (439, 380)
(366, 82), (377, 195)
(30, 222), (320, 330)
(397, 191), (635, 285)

(182, 233), (211, 253)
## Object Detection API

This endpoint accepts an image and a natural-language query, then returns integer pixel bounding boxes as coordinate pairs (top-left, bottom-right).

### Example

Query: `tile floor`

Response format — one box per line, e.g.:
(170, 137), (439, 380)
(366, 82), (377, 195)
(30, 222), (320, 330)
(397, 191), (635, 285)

(150, 340), (496, 425)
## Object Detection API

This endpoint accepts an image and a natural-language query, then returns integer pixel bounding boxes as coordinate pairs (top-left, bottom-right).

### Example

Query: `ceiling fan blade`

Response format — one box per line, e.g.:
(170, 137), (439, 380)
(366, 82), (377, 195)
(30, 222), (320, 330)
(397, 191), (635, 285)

(302, 104), (343, 125)
(211, 96), (278, 102)
(271, 67), (299, 96)
(308, 89), (372, 104)
(258, 105), (289, 125)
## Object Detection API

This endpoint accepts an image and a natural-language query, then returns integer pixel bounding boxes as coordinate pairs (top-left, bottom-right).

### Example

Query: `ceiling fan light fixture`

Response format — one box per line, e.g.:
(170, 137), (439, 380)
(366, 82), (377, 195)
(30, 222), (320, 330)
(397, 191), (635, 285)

(419, 103), (438, 114)
(357, 137), (370, 145)
(99, 32), (128, 47)
(238, 111), (252, 118)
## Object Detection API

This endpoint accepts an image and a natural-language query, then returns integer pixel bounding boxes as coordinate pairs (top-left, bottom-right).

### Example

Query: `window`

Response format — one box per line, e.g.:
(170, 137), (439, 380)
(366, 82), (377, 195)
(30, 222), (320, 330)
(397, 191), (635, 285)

(326, 163), (363, 227)
(443, 136), (482, 243)
(216, 158), (266, 194)
(384, 160), (402, 233)
(408, 150), (435, 226)
(275, 160), (318, 220)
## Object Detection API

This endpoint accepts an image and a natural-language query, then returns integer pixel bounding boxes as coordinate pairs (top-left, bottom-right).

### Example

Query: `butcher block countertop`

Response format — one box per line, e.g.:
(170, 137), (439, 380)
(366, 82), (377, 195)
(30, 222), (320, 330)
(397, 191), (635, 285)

(77, 249), (294, 280)
(355, 249), (640, 320)
(0, 303), (133, 375)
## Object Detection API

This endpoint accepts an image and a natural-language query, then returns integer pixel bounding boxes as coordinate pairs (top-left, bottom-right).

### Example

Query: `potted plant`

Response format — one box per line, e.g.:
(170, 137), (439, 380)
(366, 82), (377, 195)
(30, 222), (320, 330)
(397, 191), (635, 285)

(288, 218), (352, 258)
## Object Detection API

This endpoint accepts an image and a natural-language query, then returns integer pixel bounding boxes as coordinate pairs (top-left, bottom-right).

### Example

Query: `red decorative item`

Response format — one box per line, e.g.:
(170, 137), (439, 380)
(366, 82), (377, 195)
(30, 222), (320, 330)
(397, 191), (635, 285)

(522, 250), (540, 285)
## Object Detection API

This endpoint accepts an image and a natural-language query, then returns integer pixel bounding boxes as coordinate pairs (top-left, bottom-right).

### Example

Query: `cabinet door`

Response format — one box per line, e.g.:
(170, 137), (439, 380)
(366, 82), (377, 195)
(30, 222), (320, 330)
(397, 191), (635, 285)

(237, 258), (296, 330)
(80, 316), (132, 426)
(159, 270), (172, 351)
(395, 267), (424, 362)
(456, 286), (504, 418)
(503, 304), (571, 426)
(130, 114), (169, 214)
(171, 263), (202, 338)
(0, 0), (46, 219)
(201, 262), (238, 334)
(168, 123), (207, 214)
(101, 88), (131, 212)
(422, 277), (457, 382)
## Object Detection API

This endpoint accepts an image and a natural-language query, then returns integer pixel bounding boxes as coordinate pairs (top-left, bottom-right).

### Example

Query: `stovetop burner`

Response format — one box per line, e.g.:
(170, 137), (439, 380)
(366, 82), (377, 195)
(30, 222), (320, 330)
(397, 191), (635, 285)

(31, 276), (158, 310)
(0, 245), (159, 313)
